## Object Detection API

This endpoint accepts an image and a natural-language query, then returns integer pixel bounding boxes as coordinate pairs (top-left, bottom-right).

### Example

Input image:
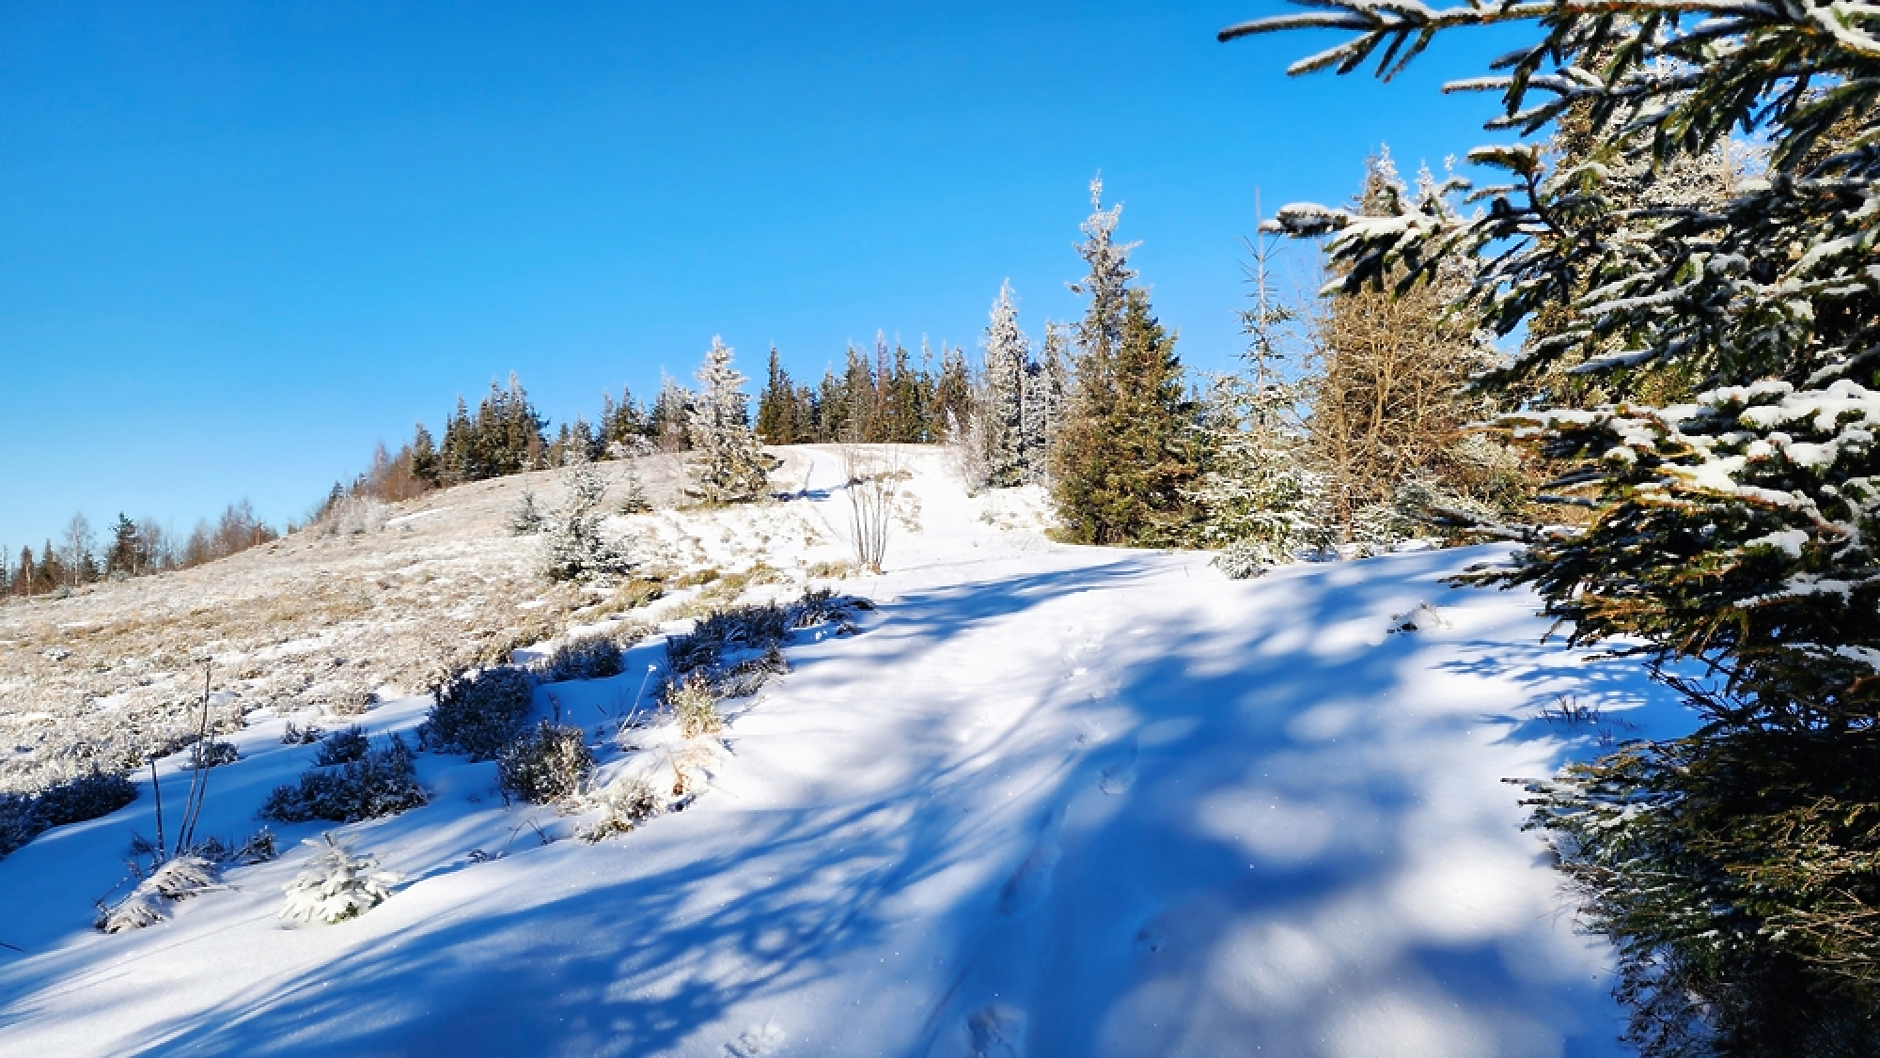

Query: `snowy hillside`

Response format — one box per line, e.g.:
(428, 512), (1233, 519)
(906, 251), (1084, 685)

(0, 447), (1679, 1056)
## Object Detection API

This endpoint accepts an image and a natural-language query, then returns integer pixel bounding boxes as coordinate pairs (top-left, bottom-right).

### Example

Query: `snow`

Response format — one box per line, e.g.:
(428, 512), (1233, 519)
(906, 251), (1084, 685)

(0, 446), (1681, 1056)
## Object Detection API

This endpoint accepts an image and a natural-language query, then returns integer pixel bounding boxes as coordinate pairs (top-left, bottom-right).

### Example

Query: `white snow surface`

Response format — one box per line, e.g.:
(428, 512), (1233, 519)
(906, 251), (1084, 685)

(0, 446), (1677, 1057)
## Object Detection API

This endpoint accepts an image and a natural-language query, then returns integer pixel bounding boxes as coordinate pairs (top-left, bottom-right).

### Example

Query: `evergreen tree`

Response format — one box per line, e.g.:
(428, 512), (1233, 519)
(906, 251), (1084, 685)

(756, 345), (805, 444)
(650, 375), (692, 453)
(105, 514), (139, 577)
(1021, 322), (1071, 484)
(814, 365), (848, 443)
(980, 282), (1031, 488)
(1052, 180), (1200, 544)
(409, 423), (440, 487)
(685, 337), (771, 505)
(601, 386), (650, 452)
(1054, 286), (1201, 545)
(841, 344), (877, 443)
(1235, 2), (1880, 1049)
(933, 343), (974, 444)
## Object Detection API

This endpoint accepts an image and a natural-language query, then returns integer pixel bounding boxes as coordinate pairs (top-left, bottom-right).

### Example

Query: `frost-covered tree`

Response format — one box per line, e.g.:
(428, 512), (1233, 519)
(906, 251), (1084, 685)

(1231, 2), (1880, 1050)
(650, 374), (693, 453)
(979, 281), (1031, 488)
(541, 460), (631, 583)
(685, 337), (771, 505)
(279, 834), (398, 925)
(1020, 322), (1071, 485)
(1053, 179), (1201, 545)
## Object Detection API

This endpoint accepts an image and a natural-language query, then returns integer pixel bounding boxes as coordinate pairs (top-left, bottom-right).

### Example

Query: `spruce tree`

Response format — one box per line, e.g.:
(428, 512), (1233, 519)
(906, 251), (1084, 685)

(933, 344), (974, 444)
(1021, 322), (1071, 484)
(980, 281), (1031, 488)
(409, 423), (440, 486)
(105, 514), (139, 577)
(1052, 180), (1199, 544)
(1233, 3), (1880, 1049)
(685, 337), (771, 505)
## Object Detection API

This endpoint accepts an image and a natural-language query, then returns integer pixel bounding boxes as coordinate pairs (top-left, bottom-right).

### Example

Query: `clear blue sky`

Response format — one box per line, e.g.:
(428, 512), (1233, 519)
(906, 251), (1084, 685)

(1, 1), (1522, 552)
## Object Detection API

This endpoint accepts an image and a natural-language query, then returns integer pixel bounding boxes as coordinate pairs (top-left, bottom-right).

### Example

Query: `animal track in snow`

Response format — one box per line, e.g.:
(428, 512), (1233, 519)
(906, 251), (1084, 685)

(1098, 735), (1138, 795)
(723, 1023), (785, 1056)
(996, 809), (1062, 917)
(966, 1004), (1026, 1058)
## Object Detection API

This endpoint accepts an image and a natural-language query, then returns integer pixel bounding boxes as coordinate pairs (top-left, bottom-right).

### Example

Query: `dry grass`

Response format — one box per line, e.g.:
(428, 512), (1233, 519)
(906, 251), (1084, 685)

(0, 450), (857, 795)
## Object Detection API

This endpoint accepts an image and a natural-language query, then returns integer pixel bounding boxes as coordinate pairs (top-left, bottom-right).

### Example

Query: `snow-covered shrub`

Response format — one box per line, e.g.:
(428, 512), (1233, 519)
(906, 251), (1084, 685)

(669, 675), (723, 739)
(281, 721), (325, 745)
(577, 775), (662, 843)
(259, 735), (426, 824)
(189, 739), (238, 770)
(507, 490), (545, 535)
(97, 855), (219, 933)
(33, 769), (138, 827)
(0, 794), (39, 860)
(1211, 541), (1269, 581)
(535, 635), (623, 683)
(419, 666), (534, 760)
(497, 720), (594, 805)
(617, 463), (653, 514)
(279, 834), (399, 925)
(313, 725), (368, 766)
(714, 645), (789, 699)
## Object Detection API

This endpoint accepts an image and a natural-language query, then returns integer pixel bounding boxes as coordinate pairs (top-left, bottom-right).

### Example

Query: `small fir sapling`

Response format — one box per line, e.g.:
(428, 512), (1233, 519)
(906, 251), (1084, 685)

(279, 833), (399, 925)
(684, 337), (772, 505)
(617, 462), (653, 514)
(508, 490), (546, 535)
(497, 721), (594, 804)
(189, 739), (238, 769)
(281, 721), (325, 745)
(540, 460), (633, 583)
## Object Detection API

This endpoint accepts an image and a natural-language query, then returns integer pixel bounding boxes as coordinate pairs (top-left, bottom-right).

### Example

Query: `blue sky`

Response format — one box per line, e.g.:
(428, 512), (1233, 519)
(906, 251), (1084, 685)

(1, 1), (1523, 552)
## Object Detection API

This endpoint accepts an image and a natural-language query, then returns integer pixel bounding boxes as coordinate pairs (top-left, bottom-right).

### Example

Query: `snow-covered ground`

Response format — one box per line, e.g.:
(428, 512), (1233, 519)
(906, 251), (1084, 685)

(0, 447), (1680, 1056)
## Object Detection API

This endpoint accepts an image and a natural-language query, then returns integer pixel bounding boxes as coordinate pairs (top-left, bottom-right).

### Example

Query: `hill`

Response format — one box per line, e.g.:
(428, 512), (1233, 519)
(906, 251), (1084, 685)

(0, 446), (1676, 1056)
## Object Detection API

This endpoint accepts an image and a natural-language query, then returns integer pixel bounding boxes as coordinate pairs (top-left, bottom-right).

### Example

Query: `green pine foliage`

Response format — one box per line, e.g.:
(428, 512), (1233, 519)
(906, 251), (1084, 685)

(1231, 1), (1880, 1051)
(1053, 288), (1201, 546)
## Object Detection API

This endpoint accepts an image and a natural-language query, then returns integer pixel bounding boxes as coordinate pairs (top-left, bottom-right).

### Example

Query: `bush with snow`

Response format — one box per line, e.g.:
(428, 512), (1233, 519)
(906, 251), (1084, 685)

(1, 770), (139, 861)
(188, 739), (238, 770)
(419, 666), (535, 760)
(508, 490), (545, 535)
(534, 635), (623, 683)
(577, 774), (663, 843)
(97, 855), (220, 933)
(313, 725), (368, 766)
(260, 735), (426, 824)
(497, 721), (594, 805)
(280, 721), (325, 746)
(279, 834), (399, 925)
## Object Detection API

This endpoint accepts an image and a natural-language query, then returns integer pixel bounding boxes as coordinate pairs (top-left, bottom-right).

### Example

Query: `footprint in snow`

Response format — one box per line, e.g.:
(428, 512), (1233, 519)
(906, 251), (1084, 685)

(723, 1023), (784, 1056)
(996, 809), (1062, 917)
(1098, 735), (1138, 796)
(966, 1004), (1026, 1058)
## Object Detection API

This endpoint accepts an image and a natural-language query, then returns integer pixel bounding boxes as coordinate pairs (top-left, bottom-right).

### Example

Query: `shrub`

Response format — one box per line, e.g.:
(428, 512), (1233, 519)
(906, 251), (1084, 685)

(279, 833), (399, 925)
(281, 721), (325, 745)
(0, 794), (40, 860)
(260, 735), (427, 824)
(1212, 541), (1269, 581)
(313, 725), (369, 766)
(669, 675), (723, 739)
(577, 775), (662, 843)
(33, 770), (138, 827)
(189, 739), (239, 769)
(97, 855), (219, 933)
(535, 635), (624, 683)
(419, 666), (534, 760)
(507, 490), (545, 535)
(496, 721), (594, 804)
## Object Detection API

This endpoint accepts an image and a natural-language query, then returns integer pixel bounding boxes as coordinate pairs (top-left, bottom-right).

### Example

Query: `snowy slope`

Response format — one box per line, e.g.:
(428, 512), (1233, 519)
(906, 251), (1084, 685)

(0, 447), (1680, 1057)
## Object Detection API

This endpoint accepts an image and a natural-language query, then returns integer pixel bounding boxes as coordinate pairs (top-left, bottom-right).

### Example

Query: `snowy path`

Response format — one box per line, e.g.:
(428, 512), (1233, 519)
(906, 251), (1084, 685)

(0, 452), (1677, 1057)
